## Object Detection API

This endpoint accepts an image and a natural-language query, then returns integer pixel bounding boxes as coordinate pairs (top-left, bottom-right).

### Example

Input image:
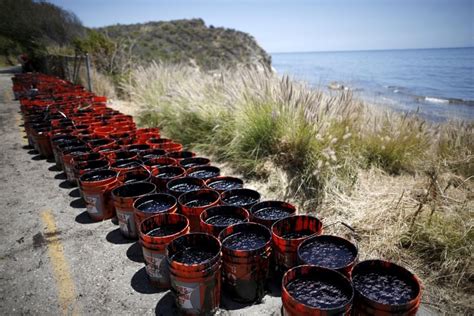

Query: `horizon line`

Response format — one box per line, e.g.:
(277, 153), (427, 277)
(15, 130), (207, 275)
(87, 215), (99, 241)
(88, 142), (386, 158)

(270, 46), (474, 54)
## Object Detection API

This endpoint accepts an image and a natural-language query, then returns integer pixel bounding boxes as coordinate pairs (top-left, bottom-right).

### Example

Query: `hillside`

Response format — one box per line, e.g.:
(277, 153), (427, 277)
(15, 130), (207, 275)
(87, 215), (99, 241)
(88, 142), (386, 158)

(97, 19), (271, 70)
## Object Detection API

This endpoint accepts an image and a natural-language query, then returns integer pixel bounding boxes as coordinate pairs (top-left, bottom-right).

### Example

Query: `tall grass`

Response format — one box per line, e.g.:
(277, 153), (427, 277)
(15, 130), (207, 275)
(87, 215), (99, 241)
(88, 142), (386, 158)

(121, 62), (473, 312)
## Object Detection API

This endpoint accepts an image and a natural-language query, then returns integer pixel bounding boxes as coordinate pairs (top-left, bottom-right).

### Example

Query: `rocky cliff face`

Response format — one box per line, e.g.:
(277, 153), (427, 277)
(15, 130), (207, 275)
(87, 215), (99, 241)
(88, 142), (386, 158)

(98, 19), (271, 70)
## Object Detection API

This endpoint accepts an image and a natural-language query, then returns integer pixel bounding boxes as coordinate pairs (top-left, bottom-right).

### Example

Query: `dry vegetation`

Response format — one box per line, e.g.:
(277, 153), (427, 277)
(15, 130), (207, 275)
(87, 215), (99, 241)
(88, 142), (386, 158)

(120, 62), (473, 314)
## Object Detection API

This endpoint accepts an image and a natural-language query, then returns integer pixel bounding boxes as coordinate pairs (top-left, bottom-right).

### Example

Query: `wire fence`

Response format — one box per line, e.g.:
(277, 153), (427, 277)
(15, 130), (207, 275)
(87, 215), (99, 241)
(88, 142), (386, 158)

(40, 53), (93, 91)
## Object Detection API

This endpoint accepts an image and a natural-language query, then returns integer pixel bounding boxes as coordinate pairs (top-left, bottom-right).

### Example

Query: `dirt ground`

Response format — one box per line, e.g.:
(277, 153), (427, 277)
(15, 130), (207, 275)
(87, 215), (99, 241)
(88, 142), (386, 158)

(0, 67), (435, 315)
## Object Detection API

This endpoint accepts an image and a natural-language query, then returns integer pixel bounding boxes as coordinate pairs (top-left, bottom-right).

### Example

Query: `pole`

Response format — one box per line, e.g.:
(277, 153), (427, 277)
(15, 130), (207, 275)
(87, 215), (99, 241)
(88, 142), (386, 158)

(85, 53), (93, 92)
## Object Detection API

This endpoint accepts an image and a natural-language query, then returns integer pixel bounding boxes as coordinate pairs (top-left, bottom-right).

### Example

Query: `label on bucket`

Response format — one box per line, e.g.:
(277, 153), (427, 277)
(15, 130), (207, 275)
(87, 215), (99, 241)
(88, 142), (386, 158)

(117, 209), (136, 237)
(84, 193), (102, 216)
(173, 280), (201, 311)
(143, 248), (168, 281)
(65, 164), (75, 182)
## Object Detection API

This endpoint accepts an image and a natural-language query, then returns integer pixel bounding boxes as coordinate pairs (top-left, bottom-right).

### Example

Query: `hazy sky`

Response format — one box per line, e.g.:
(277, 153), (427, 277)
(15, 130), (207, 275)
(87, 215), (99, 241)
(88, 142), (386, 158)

(49, 0), (473, 53)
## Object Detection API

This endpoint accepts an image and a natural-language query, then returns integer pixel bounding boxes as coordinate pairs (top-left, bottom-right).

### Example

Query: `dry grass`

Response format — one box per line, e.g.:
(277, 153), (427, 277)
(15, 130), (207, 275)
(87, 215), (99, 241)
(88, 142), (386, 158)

(121, 62), (474, 314)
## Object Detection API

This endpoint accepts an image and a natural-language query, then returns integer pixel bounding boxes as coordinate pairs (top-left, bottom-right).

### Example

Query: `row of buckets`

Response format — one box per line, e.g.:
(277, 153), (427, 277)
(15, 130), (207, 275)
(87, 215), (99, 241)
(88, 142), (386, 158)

(13, 72), (423, 315)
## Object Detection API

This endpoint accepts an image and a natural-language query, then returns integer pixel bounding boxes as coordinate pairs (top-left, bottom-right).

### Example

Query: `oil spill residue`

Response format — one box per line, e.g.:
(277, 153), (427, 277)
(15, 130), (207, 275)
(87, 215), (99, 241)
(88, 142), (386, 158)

(33, 232), (46, 248)
(147, 223), (185, 237)
(223, 231), (267, 251)
(123, 173), (148, 183)
(114, 161), (140, 168)
(253, 207), (290, 220)
(222, 195), (258, 207)
(156, 171), (180, 178)
(82, 172), (114, 182)
(169, 183), (202, 193)
(299, 240), (355, 269)
(281, 230), (315, 239)
(171, 247), (215, 264)
(188, 170), (219, 179)
(185, 198), (215, 207)
(208, 180), (242, 191)
(353, 272), (417, 305)
(206, 215), (243, 227)
(286, 278), (350, 308)
(138, 200), (173, 213)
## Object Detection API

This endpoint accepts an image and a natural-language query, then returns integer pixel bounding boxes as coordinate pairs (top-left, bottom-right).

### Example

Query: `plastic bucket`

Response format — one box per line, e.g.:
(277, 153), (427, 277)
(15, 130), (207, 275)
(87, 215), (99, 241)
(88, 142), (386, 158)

(62, 146), (91, 184)
(146, 137), (171, 148)
(351, 260), (422, 316)
(297, 235), (358, 278)
(112, 182), (157, 239)
(167, 233), (222, 315)
(139, 213), (189, 288)
(79, 169), (119, 221)
(178, 189), (221, 232)
(282, 265), (354, 316)
(51, 135), (80, 168)
(151, 166), (186, 191)
(200, 205), (249, 237)
(205, 176), (244, 193)
(179, 157), (211, 170)
(186, 166), (221, 181)
(166, 151), (196, 161)
(106, 150), (138, 164)
(133, 193), (178, 234)
(144, 157), (178, 171)
(110, 158), (143, 174)
(271, 215), (323, 272)
(123, 144), (150, 154)
(166, 177), (206, 199)
(118, 168), (151, 184)
(218, 222), (272, 303)
(221, 188), (261, 210)
(74, 159), (110, 189)
(139, 148), (166, 160)
(250, 201), (296, 229)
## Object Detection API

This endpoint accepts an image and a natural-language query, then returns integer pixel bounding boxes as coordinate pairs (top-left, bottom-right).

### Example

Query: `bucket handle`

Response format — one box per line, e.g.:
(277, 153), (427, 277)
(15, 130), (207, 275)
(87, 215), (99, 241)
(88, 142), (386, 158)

(322, 221), (360, 245)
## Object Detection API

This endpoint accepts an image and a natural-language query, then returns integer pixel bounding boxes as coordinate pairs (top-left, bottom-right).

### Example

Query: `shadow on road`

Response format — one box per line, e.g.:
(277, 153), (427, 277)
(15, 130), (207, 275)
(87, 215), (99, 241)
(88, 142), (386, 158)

(75, 211), (95, 225)
(106, 228), (134, 245)
(131, 266), (164, 295)
(69, 188), (80, 198)
(70, 198), (86, 208)
(126, 241), (144, 263)
(155, 292), (176, 315)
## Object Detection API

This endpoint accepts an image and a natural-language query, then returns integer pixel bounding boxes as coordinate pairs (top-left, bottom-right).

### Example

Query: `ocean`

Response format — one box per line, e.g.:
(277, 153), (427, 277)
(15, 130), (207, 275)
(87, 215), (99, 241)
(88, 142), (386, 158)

(271, 47), (474, 121)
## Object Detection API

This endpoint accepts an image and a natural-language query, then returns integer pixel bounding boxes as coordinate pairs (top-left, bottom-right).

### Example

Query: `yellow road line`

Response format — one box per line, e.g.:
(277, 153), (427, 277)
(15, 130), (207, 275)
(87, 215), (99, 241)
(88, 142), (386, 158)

(15, 113), (28, 146)
(40, 210), (80, 316)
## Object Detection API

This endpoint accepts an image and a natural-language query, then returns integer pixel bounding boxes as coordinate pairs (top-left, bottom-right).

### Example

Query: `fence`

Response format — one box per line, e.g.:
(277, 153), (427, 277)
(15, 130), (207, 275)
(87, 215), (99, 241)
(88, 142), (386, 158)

(40, 53), (93, 91)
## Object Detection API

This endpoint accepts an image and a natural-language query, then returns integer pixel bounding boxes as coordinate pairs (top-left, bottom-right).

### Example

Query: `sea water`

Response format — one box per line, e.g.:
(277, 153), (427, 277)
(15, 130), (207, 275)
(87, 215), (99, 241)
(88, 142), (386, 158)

(272, 47), (474, 121)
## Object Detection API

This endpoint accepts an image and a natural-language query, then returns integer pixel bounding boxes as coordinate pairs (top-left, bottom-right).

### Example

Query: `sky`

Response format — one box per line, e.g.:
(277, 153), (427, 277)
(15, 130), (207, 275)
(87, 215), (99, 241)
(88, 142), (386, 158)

(48, 0), (473, 53)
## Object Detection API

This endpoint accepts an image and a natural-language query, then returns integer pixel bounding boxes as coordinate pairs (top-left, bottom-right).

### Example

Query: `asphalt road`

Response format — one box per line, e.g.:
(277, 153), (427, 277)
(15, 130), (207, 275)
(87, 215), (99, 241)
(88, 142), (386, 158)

(0, 68), (282, 316)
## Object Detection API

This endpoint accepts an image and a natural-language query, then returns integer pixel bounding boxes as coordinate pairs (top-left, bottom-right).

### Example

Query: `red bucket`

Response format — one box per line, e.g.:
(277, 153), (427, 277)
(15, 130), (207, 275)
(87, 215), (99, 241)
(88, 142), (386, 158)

(200, 205), (249, 237)
(166, 177), (206, 199)
(79, 169), (119, 221)
(167, 233), (222, 315)
(133, 193), (178, 234)
(139, 213), (189, 288)
(205, 176), (244, 193)
(218, 222), (272, 303)
(351, 260), (422, 315)
(297, 235), (358, 278)
(282, 265), (354, 316)
(178, 189), (221, 232)
(111, 182), (156, 239)
(271, 215), (323, 272)
(250, 200), (296, 229)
